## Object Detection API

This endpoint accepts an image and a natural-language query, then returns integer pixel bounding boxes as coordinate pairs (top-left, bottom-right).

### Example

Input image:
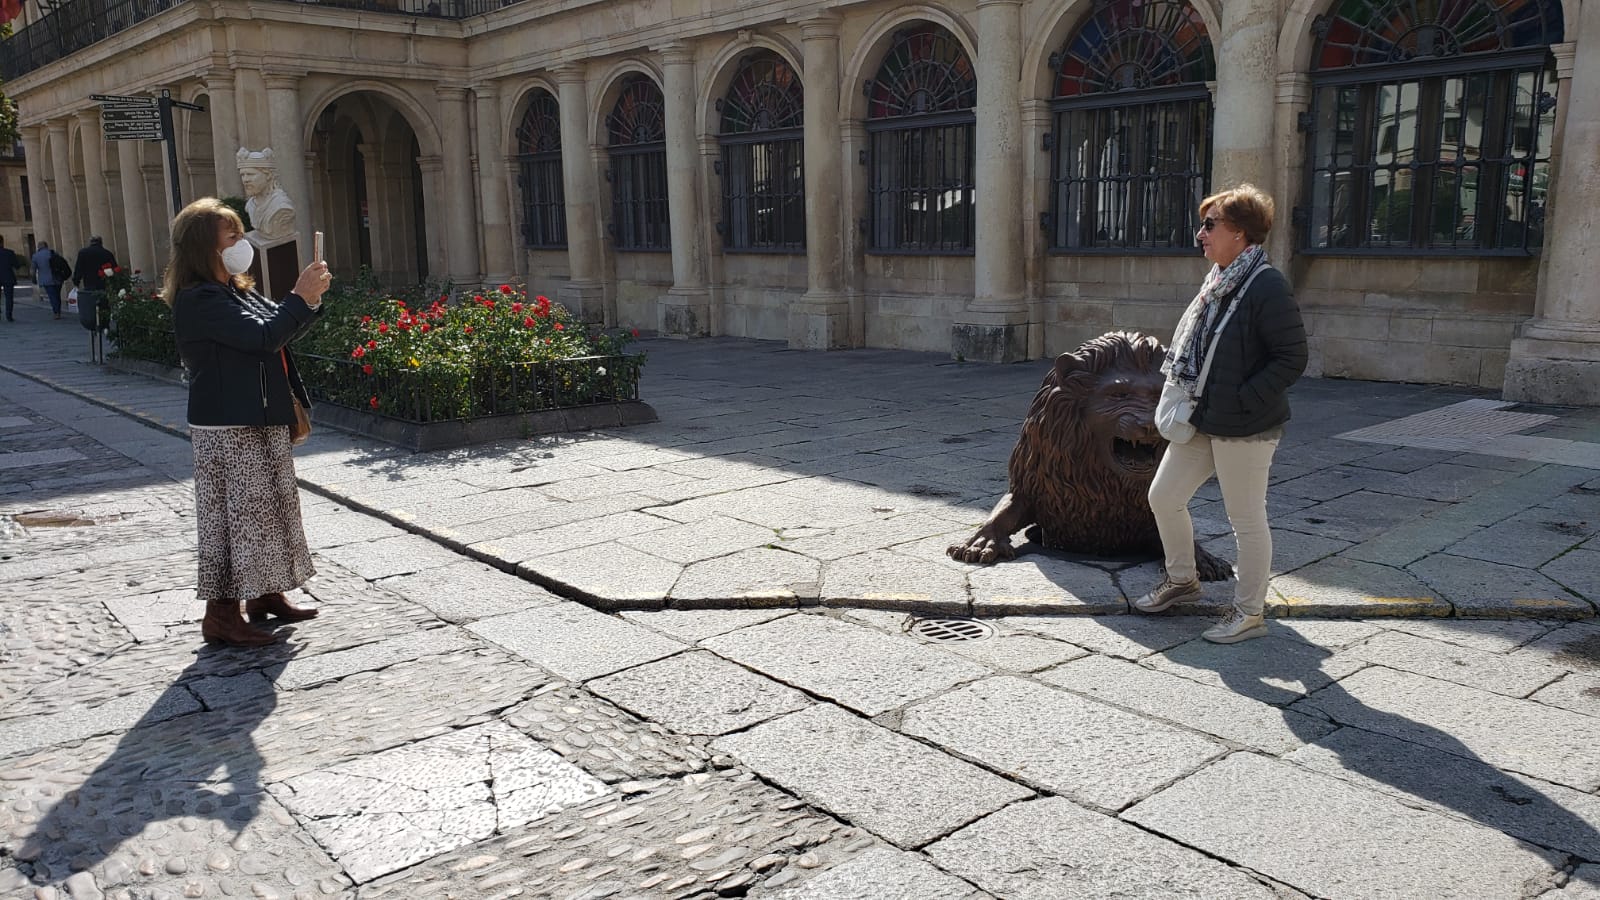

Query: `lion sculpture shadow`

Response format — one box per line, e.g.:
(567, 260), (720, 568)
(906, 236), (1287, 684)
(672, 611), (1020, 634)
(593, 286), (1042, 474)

(948, 330), (1232, 581)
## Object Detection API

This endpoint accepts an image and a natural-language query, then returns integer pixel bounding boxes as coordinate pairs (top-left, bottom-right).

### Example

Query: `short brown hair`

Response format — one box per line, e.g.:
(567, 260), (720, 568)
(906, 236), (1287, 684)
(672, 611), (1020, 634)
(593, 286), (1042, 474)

(1200, 184), (1275, 245)
(162, 197), (250, 306)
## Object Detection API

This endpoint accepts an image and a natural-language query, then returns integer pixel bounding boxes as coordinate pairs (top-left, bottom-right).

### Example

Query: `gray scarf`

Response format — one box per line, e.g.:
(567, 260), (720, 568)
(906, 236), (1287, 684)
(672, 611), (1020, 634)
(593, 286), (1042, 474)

(1163, 244), (1266, 392)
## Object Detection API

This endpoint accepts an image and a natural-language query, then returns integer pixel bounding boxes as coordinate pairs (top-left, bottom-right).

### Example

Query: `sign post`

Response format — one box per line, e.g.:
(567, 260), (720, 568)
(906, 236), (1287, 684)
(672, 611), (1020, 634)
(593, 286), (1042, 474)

(90, 91), (207, 217)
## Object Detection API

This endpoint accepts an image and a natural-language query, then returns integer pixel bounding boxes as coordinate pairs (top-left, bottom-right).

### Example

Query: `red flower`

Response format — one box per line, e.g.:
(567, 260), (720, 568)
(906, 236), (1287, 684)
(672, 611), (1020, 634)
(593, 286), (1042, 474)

(351, 346), (366, 359)
(361, 315), (372, 324)
(369, 396), (380, 409)
(362, 364), (374, 375)
(485, 300), (495, 309)
(378, 322), (390, 334)
(499, 284), (512, 294)
(464, 325), (474, 334)
(512, 302), (523, 313)
(630, 328), (640, 338)
(553, 322), (564, 331)
(523, 316), (536, 328)
(536, 295), (548, 303)
(367, 340), (377, 349)
(397, 301), (407, 309)
(419, 323), (431, 333)
(473, 294), (484, 303)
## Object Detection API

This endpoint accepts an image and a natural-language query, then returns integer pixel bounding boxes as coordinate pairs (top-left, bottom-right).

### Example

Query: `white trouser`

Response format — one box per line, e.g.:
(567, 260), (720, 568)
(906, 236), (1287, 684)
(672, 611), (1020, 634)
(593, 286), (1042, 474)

(1147, 430), (1282, 616)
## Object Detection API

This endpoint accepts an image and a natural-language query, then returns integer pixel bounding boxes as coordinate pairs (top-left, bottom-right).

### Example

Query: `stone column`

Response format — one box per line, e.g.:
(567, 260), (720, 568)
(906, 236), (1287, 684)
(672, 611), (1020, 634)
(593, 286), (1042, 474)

(416, 155), (446, 284)
(659, 42), (710, 336)
(555, 64), (607, 322)
(76, 110), (114, 254)
(954, 0), (1029, 362)
(21, 126), (53, 255)
(1211, 0), (1278, 191)
(145, 163), (171, 261)
(117, 140), (156, 275)
(436, 86), (482, 285)
(205, 70), (244, 198)
(788, 12), (849, 350)
(1271, 73), (1313, 266)
(1504, 27), (1600, 403)
(263, 70), (312, 262)
(472, 82), (515, 285)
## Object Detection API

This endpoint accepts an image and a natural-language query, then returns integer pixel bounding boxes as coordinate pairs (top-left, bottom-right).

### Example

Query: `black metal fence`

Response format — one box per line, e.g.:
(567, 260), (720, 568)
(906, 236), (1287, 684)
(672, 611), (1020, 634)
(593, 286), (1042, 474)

(2, 0), (523, 80)
(106, 321), (181, 369)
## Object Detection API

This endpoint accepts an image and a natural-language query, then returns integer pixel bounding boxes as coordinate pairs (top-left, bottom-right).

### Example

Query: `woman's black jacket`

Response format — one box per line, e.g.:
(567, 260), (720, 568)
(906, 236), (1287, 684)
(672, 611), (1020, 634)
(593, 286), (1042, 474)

(1193, 265), (1309, 437)
(172, 281), (322, 427)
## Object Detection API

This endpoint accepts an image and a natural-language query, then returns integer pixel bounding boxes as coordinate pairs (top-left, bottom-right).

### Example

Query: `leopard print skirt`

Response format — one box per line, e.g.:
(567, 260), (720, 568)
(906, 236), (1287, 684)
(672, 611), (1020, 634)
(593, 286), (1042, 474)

(192, 425), (315, 603)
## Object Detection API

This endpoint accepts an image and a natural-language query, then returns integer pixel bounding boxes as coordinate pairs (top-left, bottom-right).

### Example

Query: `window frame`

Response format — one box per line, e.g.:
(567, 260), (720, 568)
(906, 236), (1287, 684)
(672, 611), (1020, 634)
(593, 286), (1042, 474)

(514, 90), (568, 251)
(606, 76), (672, 253)
(717, 52), (807, 254)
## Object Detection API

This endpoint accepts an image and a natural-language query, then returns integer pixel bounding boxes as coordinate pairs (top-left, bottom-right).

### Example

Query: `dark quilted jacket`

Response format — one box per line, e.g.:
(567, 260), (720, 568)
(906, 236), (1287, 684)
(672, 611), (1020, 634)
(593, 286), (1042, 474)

(1193, 265), (1308, 438)
(173, 281), (321, 427)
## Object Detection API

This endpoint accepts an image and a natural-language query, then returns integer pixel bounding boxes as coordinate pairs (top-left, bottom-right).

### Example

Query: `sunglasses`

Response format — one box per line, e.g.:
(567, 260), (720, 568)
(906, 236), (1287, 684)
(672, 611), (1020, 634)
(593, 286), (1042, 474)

(1200, 217), (1224, 232)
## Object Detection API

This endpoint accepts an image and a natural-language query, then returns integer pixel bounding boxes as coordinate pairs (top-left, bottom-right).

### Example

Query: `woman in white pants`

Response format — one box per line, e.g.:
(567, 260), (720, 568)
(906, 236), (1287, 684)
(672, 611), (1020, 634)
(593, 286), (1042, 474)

(1135, 185), (1308, 643)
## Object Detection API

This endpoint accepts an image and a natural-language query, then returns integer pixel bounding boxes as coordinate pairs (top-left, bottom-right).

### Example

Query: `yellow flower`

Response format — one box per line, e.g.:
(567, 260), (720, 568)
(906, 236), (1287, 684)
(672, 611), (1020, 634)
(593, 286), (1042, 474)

(409, 357), (420, 368)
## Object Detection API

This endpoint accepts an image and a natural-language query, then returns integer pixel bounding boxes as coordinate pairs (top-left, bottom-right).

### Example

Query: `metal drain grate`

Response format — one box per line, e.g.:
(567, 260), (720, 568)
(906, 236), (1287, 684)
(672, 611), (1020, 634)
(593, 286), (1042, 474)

(908, 617), (995, 643)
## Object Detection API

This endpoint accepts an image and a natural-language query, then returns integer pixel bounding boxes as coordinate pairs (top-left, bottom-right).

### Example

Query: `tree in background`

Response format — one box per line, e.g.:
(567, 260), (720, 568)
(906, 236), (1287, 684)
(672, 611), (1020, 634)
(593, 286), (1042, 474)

(0, 23), (18, 150)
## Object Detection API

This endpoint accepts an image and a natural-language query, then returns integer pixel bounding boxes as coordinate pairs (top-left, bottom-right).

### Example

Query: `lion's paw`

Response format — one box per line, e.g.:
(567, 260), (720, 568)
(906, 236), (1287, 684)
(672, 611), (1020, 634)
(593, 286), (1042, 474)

(947, 530), (1016, 566)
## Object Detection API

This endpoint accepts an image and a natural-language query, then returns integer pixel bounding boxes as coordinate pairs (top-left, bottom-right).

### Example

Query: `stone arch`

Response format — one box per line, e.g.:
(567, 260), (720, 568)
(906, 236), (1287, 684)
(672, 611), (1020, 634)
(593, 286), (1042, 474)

(301, 79), (444, 159)
(68, 122), (89, 248)
(504, 75), (563, 158)
(699, 32), (805, 139)
(843, 4), (979, 122)
(1026, 0), (1222, 99)
(590, 59), (665, 148)
(183, 91), (218, 201)
(1276, 0), (1571, 72)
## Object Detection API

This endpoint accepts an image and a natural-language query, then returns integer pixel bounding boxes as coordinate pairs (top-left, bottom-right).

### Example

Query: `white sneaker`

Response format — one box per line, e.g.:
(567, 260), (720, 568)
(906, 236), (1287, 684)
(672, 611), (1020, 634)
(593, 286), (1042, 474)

(1202, 608), (1268, 644)
(1133, 577), (1202, 613)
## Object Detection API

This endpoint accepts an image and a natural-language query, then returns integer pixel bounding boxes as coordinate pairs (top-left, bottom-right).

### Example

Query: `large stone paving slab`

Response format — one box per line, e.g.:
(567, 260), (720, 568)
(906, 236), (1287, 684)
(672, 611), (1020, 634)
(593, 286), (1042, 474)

(318, 533), (464, 580)
(588, 650), (812, 735)
(1288, 726), (1600, 860)
(999, 614), (1209, 660)
(468, 603), (686, 681)
(378, 561), (562, 623)
(0, 684), (203, 758)
(1408, 552), (1592, 618)
(926, 797), (1275, 899)
(1040, 655), (1336, 754)
(1513, 621), (1600, 674)
(518, 541), (686, 607)
(621, 607), (796, 642)
(272, 720), (610, 883)
(1445, 507), (1600, 569)
(1381, 618), (1560, 654)
(1146, 633), (1367, 705)
(715, 705), (1032, 848)
(1530, 673), (1600, 718)
(702, 614), (988, 716)
(966, 554), (1127, 616)
(1341, 629), (1566, 697)
(1270, 555), (1450, 618)
(1545, 550), (1600, 605)
(820, 549), (972, 613)
(668, 547), (822, 607)
(772, 847), (990, 899)
(901, 676), (1223, 810)
(1275, 490), (1451, 543)
(502, 684), (712, 782)
(1293, 665), (1600, 791)
(1123, 752), (1563, 898)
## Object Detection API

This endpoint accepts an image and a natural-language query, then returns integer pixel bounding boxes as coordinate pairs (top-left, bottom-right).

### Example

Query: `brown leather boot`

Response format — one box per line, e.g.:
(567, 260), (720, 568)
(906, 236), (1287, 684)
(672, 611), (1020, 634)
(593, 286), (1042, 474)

(201, 600), (277, 647)
(246, 592), (320, 624)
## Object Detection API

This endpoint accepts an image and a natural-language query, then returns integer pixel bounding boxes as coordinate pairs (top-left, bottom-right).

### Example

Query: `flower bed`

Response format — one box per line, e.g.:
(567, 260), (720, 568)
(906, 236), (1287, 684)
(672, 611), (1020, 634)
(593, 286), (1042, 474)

(105, 275), (653, 449)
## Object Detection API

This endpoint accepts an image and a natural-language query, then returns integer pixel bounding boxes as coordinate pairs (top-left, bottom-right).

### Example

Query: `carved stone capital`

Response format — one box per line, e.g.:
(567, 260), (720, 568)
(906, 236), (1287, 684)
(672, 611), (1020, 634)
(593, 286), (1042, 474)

(656, 42), (695, 67)
(792, 10), (841, 38)
(435, 85), (471, 103)
(552, 63), (589, 85)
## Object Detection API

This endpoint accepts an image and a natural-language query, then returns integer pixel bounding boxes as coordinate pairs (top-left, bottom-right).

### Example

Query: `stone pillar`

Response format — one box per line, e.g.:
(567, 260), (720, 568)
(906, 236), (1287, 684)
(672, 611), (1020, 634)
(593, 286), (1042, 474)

(76, 110), (114, 255)
(144, 163), (171, 261)
(1211, 0), (1278, 191)
(416, 155), (446, 284)
(472, 83), (516, 285)
(21, 126), (53, 255)
(659, 43), (710, 336)
(555, 64), (607, 322)
(788, 12), (849, 350)
(954, 0), (1029, 362)
(117, 140), (156, 275)
(206, 70), (244, 198)
(263, 70), (312, 263)
(436, 86), (482, 285)
(1505, 29), (1600, 404)
(1272, 74), (1313, 266)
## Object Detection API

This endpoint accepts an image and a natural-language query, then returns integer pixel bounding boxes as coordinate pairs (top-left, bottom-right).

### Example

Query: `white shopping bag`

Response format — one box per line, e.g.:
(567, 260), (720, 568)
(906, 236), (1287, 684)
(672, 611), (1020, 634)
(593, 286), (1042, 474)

(66, 288), (79, 313)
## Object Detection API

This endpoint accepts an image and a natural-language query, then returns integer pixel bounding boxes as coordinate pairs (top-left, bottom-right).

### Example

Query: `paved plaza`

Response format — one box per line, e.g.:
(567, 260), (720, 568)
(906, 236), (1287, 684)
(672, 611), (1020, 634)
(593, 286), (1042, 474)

(3, 287), (1600, 898)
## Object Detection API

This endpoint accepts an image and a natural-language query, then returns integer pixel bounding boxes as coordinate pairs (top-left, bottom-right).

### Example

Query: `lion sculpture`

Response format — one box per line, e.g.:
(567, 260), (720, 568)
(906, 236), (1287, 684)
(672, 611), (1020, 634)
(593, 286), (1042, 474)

(947, 330), (1231, 581)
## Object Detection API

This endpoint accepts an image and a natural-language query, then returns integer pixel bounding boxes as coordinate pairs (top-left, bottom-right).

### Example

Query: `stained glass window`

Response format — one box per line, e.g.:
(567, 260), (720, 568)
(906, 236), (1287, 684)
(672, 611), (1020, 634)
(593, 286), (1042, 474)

(515, 89), (566, 249)
(607, 75), (669, 251)
(1305, 0), (1561, 254)
(866, 24), (977, 253)
(1048, 0), (1214, 252)
(718, 52), (806, 251)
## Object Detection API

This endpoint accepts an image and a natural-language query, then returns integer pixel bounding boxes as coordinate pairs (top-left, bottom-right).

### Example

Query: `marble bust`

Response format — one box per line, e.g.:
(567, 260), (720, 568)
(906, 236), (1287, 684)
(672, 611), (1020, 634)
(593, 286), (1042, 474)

(237, 147), (296, 244)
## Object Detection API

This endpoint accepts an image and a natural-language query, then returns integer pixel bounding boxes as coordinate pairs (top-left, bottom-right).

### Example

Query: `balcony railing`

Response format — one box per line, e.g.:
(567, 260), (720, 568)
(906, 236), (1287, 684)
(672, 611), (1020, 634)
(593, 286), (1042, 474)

(1, 0), (524, 80)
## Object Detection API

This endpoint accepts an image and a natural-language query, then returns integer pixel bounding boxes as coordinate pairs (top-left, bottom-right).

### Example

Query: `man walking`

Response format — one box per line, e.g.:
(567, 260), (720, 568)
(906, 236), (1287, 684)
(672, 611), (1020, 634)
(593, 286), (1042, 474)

(0, 237), (19, 322)
(72, 236), (119, 332)
(31, 241), (67, 319)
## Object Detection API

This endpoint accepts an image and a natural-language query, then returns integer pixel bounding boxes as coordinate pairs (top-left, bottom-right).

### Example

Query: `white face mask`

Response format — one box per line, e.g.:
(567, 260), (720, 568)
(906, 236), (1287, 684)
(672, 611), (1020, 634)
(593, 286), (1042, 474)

(220, 240), (254, 276)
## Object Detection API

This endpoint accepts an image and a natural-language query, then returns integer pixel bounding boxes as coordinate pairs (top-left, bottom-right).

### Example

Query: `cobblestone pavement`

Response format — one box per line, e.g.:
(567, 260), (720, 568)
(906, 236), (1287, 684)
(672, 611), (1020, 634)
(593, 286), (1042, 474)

(3, 300), (1600, 897)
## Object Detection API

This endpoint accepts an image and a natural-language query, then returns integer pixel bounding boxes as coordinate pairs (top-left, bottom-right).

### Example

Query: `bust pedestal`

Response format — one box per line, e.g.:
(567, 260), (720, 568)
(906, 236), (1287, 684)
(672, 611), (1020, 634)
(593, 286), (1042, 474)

(246, 233), (300, 300)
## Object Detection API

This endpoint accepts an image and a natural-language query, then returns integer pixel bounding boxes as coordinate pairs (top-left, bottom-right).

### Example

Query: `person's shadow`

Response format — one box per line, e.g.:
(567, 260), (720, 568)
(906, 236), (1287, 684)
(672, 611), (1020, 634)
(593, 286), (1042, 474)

(1136, 618), (1600, 883)
(11, 642), (302, 889)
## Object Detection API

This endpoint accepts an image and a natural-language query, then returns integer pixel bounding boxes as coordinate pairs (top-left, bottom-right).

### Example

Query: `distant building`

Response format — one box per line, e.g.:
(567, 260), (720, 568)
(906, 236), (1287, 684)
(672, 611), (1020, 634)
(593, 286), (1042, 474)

(0, 140), (33, 274)
(1, 0), (1595, 401)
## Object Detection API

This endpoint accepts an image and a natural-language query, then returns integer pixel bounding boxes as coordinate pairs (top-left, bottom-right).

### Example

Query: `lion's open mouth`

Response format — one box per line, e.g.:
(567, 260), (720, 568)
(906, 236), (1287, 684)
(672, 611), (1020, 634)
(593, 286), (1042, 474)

(1112, 436), (1162, 475)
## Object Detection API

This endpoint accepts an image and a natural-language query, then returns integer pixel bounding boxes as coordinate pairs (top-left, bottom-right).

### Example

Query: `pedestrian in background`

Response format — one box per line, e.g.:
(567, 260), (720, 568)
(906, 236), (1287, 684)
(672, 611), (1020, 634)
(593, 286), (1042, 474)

(165, 198), (330, 647)
(0, 236), (19, 322)
(1135, 184), (1308, 644)
(31, 241), (68, 319)
(72, 236), (119, 332)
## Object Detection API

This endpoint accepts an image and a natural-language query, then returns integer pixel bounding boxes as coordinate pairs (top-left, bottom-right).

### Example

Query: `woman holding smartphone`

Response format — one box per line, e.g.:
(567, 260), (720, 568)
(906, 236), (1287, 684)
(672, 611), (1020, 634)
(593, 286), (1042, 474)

(165, 198), (333, 647)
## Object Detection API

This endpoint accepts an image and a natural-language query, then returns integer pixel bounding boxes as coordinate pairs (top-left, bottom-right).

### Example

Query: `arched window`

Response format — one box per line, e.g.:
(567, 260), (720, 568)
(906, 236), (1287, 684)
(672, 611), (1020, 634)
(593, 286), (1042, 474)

(718, 51), (806, 252)
(1305, 0), (1562, 253)
(516, 89), (567, 249)
(866, 24), (977, 253)
(1048, 0), (1215, 251)
(607, 74), (670, 251)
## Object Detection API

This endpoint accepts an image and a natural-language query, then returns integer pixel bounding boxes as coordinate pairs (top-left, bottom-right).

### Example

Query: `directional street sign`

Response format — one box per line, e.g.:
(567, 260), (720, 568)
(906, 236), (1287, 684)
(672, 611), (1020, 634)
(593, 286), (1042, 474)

(91, 94), (158, 107)
(103, 108), (161, 122)
(102, 121), (165, 141)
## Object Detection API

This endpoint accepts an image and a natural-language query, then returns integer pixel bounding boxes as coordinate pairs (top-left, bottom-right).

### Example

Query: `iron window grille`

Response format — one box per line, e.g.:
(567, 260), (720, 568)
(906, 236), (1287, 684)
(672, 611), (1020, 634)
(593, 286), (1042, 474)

(21, 176), (31, 221)
(606, 75), (671, 252)
(865, 25), (978, 255)
(1302, 0), (1563, 256)
(1047, 0), (1215, 253)
(718, 51), (806, 253)
(515, 90), (567, 250)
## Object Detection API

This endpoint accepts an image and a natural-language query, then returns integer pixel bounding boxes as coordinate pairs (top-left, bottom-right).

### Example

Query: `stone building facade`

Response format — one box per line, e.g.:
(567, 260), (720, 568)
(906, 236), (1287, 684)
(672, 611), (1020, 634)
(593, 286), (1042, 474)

(2, 0), (1596, 401)
(0, 141), (32, 273)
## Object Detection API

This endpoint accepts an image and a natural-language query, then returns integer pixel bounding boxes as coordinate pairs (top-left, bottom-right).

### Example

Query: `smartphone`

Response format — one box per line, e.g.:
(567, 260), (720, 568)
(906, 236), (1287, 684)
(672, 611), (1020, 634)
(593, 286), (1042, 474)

(313, 231), (324, 262)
